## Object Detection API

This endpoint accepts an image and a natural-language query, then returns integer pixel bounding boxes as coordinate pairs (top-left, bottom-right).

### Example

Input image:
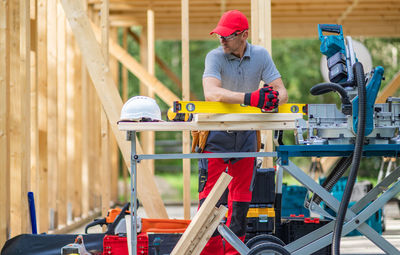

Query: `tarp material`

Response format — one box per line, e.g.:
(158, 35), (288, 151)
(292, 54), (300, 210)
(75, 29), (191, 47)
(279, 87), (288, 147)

(1, 233), (104, 255)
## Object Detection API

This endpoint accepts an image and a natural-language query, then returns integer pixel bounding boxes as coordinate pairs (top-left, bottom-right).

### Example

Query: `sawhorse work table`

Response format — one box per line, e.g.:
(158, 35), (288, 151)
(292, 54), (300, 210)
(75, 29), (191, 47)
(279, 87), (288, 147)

(118, 114), (297, 255)
(118, 116), (400, 254)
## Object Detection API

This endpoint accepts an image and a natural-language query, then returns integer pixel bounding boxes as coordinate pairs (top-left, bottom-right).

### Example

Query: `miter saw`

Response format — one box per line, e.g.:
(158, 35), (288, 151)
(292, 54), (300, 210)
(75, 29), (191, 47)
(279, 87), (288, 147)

(283, 24), (400, 255)
(295, 24), (400, 146)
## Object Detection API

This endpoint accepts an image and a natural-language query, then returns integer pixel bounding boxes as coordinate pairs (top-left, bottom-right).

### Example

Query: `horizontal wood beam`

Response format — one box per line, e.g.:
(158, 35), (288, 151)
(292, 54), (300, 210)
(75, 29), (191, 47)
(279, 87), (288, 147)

(118, 118), (299, 131)
(106, 10), (400, 17)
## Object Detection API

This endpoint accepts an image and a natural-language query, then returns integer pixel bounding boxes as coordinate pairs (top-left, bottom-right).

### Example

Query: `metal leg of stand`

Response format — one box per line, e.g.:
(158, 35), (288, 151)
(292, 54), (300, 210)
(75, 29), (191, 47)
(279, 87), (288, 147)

(275, 164), (283, 195)
(280, 159), (400, 255)
(291, 179), (400, 255)
(218, 224), (250, 255)
(286, 165), (400, 254)
(128, 131), (137, 255)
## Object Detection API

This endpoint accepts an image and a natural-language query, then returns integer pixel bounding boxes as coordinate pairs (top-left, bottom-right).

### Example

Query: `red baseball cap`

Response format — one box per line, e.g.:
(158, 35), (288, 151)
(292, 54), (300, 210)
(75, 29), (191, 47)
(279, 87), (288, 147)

(210, 10), (249, 37)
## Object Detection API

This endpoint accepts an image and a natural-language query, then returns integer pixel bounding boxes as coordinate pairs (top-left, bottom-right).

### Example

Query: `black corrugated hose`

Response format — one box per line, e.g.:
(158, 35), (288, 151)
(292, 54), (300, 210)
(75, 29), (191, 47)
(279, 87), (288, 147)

(332, 62), (366, 255)
(312, 155), (353, 206)
(310, 82), (352, 106)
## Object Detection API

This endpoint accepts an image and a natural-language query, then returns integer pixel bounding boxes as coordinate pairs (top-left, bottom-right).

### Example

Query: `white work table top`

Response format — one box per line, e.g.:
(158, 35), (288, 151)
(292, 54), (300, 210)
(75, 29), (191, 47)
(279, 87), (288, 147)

(118, 113), (303, 132)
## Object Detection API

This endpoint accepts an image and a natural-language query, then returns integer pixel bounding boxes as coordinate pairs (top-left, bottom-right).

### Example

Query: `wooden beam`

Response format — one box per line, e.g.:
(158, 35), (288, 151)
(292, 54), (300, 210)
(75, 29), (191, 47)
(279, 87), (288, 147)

(121, 28), (129, 201)
(91, 23), (180, 106)
(90, 6), (102, 213)
(252, 0), (274, 169)
(337, 0), (361, 24)
(73, 29), (83, 220)
(190, 206), (228, 255)
(320, 157), (341, 173)
(47, 0), (58, 229)
(143, 9), (155, 176)
(66, 22), (76, 222)
(118, 120), (298, 132)
(0, 0), (10, 243)
(181, 0), (191, 220)
(61, 0), (168, 219)
(122, 28), (128, 102)
(29, 0), (38, 229)
(10, 0), (31, 236)
(100, 0), (111, 223)
(18, 0), (31, 234)
(109, 27), (119, 203)
(171, 172), (232, 255)
(56, 0), (67, 228)
(376, 71), (400, 103)
(37, 0), (49, 233)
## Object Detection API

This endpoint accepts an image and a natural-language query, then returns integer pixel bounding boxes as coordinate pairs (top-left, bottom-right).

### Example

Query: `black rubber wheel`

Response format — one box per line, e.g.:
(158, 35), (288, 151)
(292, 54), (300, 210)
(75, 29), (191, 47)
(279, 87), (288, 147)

(246, 234), (286, 249)
(248, 242), (290, 255)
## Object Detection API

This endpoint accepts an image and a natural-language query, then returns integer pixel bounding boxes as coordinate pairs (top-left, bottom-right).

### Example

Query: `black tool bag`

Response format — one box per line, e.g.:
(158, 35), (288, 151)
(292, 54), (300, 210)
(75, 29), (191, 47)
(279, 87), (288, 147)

(1, 233), (104, 255)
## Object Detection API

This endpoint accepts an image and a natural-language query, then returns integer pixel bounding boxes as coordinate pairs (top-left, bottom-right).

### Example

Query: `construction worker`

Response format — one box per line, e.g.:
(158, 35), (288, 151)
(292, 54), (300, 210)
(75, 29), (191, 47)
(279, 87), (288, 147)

(198, 10), (288, 255)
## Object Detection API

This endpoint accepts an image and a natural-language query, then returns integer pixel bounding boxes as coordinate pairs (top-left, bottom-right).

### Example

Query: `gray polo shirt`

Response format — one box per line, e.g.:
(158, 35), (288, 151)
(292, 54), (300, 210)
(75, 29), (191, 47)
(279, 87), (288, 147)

(203, 42), (281, 93)
(201, 42), (281, 154)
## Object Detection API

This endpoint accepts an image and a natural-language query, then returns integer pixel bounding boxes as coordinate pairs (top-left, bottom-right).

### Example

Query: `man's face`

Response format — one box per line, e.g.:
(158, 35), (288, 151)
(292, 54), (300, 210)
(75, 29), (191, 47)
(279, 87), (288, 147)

(219, 30), (248, 55)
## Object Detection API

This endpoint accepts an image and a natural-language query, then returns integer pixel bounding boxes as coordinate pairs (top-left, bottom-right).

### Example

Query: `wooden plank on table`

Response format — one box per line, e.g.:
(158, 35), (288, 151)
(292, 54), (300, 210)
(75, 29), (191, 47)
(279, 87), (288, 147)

(171, 172), (232, 255)
(0, 0), (10, 244)
(194, 113), (303, 123)
(118, 120), (298, 132)
(47, 0), (58, 229)
(376, 71), (400, 103)
(56, 0), (67, 228)
(61, 0), (168, 219)
(37, 0), (49, 233)
(181, 0), (191, 220)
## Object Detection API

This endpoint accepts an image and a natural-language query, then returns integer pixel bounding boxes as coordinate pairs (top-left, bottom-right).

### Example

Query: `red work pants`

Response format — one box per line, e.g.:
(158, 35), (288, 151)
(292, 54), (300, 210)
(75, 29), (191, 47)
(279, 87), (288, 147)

(199, 152), (255, 255)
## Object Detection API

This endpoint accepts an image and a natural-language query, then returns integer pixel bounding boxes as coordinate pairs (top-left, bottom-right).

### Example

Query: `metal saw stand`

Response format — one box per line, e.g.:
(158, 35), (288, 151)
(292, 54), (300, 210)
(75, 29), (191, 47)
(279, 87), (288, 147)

(275, 144), (400, 255)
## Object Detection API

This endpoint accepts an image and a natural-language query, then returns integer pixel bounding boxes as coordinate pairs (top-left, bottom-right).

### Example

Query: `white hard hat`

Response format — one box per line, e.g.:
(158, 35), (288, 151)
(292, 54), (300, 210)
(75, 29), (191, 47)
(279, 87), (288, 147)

(120, 96), (162, 122)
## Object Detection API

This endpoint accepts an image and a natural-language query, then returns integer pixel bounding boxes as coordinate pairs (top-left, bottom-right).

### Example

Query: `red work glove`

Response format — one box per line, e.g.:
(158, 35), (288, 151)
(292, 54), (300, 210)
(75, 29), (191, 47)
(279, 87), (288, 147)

(244, 84), (279, 111)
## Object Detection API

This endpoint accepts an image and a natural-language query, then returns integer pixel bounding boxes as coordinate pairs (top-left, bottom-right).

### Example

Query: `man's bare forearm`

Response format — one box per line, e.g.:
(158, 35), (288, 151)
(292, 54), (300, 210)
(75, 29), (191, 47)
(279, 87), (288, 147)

(204, 86), (245, 104)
